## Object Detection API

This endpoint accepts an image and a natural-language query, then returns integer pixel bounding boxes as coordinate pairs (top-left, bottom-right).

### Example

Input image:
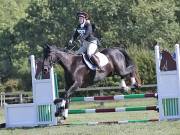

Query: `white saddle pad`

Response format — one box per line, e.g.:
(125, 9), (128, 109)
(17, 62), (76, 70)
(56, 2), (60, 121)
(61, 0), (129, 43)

(95, 52), (109, 67)
(82, 52), (109, 70)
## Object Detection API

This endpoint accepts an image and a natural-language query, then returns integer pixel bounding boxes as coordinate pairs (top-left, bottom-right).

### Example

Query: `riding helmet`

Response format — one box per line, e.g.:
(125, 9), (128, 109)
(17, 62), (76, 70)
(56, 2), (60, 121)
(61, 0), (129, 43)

(77, 11), (89, 19)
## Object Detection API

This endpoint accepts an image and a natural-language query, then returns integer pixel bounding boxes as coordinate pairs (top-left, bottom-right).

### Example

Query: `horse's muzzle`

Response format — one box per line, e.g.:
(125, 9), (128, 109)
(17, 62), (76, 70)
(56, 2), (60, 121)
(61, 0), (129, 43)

(43, 67), (49, 74)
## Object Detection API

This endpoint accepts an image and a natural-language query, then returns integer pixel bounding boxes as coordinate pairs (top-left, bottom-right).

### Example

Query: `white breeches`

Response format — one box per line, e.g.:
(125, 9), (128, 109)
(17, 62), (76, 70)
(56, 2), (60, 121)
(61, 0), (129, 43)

(76, 40), (98, 57)
(87, 41), (97, 57)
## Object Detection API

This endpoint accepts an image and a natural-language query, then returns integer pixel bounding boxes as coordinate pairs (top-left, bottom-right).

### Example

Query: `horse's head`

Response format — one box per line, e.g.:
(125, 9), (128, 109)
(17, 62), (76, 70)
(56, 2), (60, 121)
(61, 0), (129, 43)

(43, 45), (57, 74)
(35, 59), (43, 79)
(35, 58), (50, 79)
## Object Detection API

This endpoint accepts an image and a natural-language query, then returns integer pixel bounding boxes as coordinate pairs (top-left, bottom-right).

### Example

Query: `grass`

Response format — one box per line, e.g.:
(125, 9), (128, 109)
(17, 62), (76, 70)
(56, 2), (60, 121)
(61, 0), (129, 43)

(1, 98), (180, 135)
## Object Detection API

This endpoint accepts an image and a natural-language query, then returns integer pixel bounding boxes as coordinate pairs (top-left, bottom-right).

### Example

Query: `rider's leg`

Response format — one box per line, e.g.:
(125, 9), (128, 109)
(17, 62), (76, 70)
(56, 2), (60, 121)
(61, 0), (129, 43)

(87, 40), (97, 55)
(87, 41), (104, 71)
(76, 41), (88, 54)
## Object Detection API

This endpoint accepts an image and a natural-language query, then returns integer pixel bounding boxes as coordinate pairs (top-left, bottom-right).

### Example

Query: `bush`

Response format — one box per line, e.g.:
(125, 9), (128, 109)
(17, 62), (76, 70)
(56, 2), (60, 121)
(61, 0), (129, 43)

(3, 79), (22, 92)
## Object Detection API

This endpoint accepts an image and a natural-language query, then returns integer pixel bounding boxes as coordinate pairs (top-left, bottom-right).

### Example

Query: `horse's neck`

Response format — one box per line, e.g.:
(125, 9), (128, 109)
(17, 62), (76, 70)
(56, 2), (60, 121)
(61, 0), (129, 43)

(56, 50), (75, 70)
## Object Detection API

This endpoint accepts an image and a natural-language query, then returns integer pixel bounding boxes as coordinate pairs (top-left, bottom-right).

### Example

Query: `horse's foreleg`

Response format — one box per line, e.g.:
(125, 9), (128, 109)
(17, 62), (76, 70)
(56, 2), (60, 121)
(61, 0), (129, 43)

(60, 101), (69, 120)
(65, 81), (80, 98)
(60, 81), (81, 119)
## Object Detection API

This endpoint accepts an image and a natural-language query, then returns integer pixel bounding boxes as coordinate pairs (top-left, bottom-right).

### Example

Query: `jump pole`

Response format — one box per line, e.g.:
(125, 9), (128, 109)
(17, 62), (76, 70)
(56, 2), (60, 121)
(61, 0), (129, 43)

(54, 93), (157, 103)
(63, 119), (159, 126)
(68, 106), (157, 114)
(70, 93), (157, 102)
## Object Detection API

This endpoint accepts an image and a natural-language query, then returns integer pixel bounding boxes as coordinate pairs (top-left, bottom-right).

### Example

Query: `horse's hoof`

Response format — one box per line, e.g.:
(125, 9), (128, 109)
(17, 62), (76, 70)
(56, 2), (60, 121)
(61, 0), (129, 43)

(55, 111), (60, 117)
(156, 106), (159, 112)
(54, 99), (59, 104)
(0, 123), (5, 128)
(54, 98), (63, 105)
(60, 106), (65, 110)
(55, 107), (65, 117)
(62, 116), (66, 120)
(132, 83), (141, 88)
(57, 117), (66, 125)
(120, 86), (131, 94)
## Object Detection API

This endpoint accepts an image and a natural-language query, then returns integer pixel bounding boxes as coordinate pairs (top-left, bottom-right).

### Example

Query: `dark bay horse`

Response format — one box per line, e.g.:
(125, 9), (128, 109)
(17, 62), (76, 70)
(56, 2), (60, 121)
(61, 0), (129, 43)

(42, 45), (141, 119)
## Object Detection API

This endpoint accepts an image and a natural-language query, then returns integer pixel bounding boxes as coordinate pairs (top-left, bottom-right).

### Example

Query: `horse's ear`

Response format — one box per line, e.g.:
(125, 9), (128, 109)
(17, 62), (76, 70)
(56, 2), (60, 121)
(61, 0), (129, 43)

(164, 49), (169, 52)
(161, 49), (166, 53)
(43, 44), (51, 51)
(46, 44), (51, 49)
(43, 44), (51, 58)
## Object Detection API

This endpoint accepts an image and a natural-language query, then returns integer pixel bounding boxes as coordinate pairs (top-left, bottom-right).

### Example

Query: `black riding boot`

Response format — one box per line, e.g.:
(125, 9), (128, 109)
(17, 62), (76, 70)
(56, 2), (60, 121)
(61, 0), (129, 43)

(90, 55), (104, 71)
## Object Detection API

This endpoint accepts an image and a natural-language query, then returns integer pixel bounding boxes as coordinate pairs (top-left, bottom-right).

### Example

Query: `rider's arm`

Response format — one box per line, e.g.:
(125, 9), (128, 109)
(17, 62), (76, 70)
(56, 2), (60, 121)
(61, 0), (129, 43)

(72, 28), (79, 41)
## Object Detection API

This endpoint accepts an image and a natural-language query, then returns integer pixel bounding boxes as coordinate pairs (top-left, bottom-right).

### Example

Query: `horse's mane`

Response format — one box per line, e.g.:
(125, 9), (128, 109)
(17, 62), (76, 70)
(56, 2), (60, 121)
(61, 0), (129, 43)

(46, 44), (128, 59)
(63, 48), (78, 55)
(45, 44), (79, 56)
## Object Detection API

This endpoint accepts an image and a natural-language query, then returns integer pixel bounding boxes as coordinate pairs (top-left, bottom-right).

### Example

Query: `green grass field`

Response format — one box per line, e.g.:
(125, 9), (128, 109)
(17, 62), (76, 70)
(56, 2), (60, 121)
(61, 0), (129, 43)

(1, 98), (180, 135)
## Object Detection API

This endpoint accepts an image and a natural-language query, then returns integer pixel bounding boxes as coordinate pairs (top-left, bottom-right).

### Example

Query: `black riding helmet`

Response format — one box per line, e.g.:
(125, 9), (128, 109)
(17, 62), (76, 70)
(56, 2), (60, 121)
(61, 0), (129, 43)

(77, 11), (89, 19)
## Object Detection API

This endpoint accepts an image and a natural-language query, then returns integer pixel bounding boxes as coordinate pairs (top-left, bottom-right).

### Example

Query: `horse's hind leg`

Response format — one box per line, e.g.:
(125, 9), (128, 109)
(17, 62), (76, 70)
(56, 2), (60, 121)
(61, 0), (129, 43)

(116, 64), (136, 92)
(121, 65), (135, 76)
(130, 69), (141, 88)
(120, 77), (131, 93)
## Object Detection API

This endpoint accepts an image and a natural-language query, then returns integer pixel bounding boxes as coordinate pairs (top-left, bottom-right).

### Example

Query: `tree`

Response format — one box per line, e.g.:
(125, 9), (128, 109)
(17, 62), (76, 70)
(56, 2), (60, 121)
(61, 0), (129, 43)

(0, 0), (180, 91)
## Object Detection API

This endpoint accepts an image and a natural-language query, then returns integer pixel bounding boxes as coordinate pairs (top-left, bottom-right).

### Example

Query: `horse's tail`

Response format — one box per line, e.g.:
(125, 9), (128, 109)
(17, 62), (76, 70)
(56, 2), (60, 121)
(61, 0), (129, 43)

(118, 48), (142, 86)
(116, 48), (141, 86)
(118, 48), (134, 67)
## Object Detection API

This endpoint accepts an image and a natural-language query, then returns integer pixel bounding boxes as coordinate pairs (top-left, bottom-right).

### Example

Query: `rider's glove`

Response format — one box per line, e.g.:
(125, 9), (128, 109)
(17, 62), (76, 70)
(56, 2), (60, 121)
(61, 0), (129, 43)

(69, 39), (73, 46)
(69, 40), (73, 44)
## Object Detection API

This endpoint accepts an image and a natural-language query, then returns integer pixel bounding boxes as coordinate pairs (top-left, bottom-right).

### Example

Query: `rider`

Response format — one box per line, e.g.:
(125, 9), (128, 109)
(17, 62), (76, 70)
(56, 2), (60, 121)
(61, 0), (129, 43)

(69, 11), (103, 71)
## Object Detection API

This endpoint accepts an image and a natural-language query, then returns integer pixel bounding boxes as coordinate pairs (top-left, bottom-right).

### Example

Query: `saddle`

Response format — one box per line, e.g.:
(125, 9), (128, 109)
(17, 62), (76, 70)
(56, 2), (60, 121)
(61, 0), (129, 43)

(82, 52), (109, 70)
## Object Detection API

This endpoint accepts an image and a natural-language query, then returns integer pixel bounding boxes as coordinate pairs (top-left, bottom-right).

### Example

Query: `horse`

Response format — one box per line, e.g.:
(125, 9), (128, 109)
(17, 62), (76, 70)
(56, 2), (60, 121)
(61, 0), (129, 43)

(160, 50), (176, 71)
(42, 45), (141, 119)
